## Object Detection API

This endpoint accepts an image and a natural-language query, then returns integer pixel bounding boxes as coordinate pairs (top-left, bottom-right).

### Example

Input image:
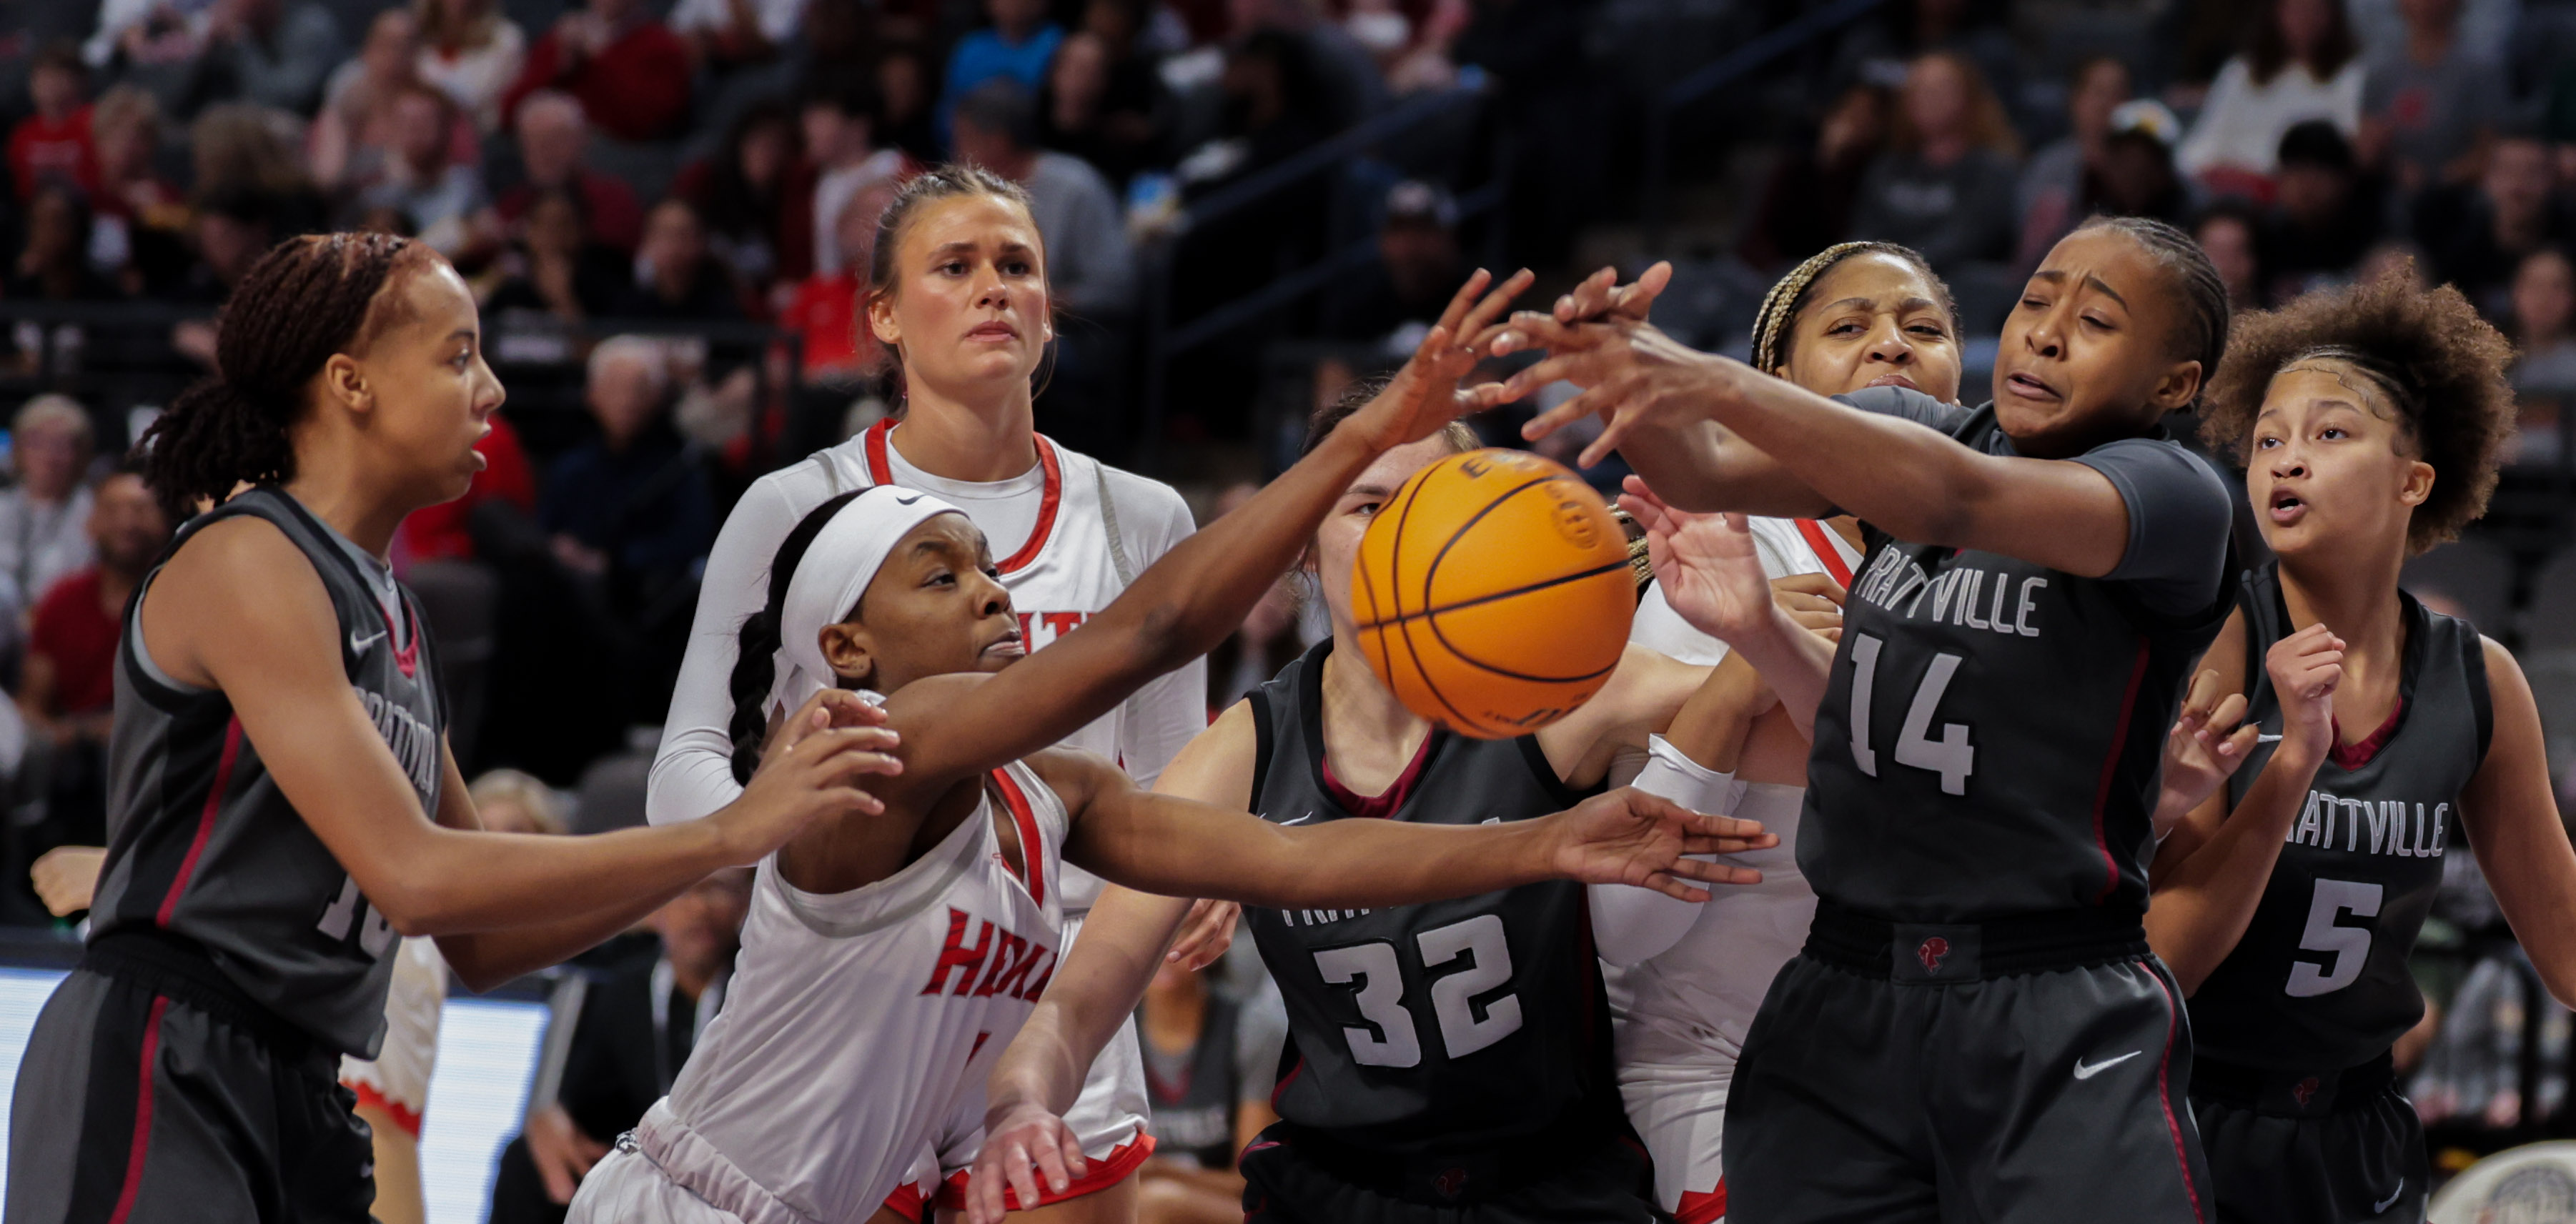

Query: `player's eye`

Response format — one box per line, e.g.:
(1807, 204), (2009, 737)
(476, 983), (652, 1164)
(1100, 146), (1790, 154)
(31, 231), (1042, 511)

(2081, 314), (2114, 332)
(1352, 499), (1383, 518)
(1827, 322), (1863, 337)
(1909, 322), (1948, 339)
(2320, 427), (2347, 440)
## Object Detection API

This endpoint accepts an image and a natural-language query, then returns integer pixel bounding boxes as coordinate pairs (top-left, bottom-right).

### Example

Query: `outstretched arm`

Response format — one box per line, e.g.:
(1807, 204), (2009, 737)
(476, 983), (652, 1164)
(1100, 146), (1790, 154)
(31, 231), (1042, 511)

(1487, 290), (2211, 579)
(877, 272), (1533, 799)
(150, 517), (897, 942)
(2463, 640), (2576, 1009)
(2147, 616), (2341, 994)
(1046, 747), (1774, 907)
(1623, 482), (1836, 735)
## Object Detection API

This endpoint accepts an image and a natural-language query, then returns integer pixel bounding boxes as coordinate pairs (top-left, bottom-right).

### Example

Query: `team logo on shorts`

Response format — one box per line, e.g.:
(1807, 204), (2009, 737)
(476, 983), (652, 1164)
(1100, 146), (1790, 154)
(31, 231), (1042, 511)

(2292, 1076), (2321, 1108)
(1434, 1168), (1469, 1198)
(1916, 937), (1951, 972)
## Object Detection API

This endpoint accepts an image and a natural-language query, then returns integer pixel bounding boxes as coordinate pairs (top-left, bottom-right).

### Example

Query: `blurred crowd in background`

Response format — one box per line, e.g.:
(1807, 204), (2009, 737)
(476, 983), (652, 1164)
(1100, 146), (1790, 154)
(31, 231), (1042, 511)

(4, 0), (2576, 1206)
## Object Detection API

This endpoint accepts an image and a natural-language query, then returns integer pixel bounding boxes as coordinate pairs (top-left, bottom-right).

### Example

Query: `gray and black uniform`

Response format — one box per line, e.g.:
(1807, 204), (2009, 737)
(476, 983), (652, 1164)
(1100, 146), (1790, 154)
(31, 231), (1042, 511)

(1236, 642), (1654, 1224)
(1138, 984), (1288, 1171)
(7, 488), (445, 1224)
(1723, 388), (2239, 1224)
(2188, 561), (2489, 1224)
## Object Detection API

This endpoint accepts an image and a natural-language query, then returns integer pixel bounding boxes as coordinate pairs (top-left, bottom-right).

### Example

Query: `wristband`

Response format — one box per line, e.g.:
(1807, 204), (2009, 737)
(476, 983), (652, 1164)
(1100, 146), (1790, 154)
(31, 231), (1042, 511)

(1634, 735), (1748, 817)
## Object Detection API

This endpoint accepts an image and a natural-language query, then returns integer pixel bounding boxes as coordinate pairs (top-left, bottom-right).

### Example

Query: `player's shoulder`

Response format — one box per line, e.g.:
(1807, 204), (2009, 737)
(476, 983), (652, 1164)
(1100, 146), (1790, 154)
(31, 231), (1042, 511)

(1833, 386), (1973, 434)
(1072, 450), (1199, 549)
(165, 511), (323, 594)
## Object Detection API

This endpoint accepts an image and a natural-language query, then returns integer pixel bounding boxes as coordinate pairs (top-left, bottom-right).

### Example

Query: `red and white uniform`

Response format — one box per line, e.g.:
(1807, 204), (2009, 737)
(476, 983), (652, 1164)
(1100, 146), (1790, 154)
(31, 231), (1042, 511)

(337, 936), (447, 1140)
(1599, 516), (1858, 1224)
(570, 762), (1111, 1224)
(650, 419), (1204, 1190)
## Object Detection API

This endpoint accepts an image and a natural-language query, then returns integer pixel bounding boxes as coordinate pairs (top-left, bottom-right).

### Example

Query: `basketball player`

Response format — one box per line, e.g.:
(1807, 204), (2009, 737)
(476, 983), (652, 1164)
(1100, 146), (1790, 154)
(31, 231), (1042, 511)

(961, 382), (1837, 1224)
(1588, 240), (1965, 1224)
(4, 234), (901, 1224)
(1492, 215), (2243, 1220)
(566, 284), (1777, 1223)
(2155, 268), (2576, 1223)
(648, 164), (1227, 1223)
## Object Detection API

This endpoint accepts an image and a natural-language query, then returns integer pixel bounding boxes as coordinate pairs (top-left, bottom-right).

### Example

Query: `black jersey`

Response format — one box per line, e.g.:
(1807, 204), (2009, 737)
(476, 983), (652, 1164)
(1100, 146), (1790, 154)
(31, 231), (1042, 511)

(2189, 562), (2491, 1071)
(86, 488), (445, 1059)
(1243, 642), (1623, 1155)
(1801, 394), (2238, 921)
(1142, 992), (1249, 1170)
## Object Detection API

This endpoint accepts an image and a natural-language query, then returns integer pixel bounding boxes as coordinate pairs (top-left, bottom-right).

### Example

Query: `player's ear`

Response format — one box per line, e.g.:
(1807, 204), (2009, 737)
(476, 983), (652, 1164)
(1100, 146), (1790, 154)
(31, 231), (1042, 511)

(818, 622), (879, 690)
(321, 352), (372, 416)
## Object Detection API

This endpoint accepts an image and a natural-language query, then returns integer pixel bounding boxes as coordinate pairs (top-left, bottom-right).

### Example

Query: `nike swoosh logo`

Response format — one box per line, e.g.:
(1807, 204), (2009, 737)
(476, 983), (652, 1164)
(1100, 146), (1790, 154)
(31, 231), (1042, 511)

(891, 492), (926, 505)
(2373, 1180), (2404, 1213)
(350, 629), (387, 655)
(1281, 813), (1313, 826)
(2072, 1050), (2144, 1080)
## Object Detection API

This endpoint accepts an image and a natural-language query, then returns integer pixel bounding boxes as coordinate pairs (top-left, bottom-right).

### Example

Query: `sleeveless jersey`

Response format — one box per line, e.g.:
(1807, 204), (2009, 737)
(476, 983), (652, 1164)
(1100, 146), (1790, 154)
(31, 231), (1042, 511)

(86, 488), (445, 1058)
(635, 761), (1068, 1224)
(1141, 992), (1248, 1170)
(653, 418), (1206, 913)
(2189, 562), (2492, 1070)
(1802, 409), (2235, 920)
(1244, 642), (1623, 1154)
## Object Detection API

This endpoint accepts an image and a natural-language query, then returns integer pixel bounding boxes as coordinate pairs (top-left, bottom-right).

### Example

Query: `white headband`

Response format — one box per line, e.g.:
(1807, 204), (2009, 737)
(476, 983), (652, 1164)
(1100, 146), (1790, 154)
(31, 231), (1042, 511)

(767, 485), (967, 718)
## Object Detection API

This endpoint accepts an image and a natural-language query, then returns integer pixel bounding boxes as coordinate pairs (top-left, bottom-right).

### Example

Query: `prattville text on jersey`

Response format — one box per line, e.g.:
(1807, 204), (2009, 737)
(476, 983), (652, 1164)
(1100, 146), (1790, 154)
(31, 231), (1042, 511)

(2285, 790), (2453, 857)
(360, 686), (440, 803)
(1850, 548), (2049, 639)
(919, 907), (1059, 1000)
(1274, 907), (1378, 927)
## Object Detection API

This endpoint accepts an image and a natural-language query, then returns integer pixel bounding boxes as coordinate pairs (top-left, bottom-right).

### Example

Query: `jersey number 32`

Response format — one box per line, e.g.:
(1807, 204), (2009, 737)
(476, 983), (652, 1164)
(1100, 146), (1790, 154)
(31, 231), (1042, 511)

(1312, 915), (1520, 1068)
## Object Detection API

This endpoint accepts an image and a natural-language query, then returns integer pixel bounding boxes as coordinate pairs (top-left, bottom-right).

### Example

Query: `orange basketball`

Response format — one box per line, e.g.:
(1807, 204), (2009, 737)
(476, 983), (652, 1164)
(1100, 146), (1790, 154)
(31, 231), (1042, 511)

(1351, 448), (1635, 739)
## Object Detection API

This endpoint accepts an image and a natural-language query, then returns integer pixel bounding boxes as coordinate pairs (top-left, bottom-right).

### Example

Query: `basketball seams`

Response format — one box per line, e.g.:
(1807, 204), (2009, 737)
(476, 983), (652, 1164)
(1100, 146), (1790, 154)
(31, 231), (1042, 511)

(1379, 462), (1477, 735)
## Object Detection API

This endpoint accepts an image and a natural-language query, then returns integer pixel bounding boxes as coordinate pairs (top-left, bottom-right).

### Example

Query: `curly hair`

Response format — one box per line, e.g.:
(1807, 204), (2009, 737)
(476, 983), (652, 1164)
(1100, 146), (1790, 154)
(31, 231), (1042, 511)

(728, 490), (867, 785)
(136, 232), (440, 523)
(2199, 262), (2515, 554)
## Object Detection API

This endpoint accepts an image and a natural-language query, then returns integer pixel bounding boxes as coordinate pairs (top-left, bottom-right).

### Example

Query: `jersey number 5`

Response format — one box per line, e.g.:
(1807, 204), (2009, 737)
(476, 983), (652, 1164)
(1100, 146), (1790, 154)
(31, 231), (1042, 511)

(317, 874), (397, 958)
(1311, 915), (1521, 1068)
(2286, 878), (2383, 997)
(1848, 633), (1976, 795)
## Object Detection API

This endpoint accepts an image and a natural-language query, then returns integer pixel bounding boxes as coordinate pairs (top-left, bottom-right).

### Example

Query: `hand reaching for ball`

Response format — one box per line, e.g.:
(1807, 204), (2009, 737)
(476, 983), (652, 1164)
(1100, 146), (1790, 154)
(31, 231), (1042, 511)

(1342, 267), (1534, 452)
(1620, 477), (1778, 647)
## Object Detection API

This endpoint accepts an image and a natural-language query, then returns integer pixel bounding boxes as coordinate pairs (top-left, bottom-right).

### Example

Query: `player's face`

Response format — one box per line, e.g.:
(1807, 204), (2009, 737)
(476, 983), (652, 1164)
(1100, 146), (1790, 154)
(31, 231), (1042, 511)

(1308, 436), (1458, 637)
(1996, 229), (2200, 458)
(362, 260), (502, 507)
(2245, 361), (2433, 562)
(1777, 252), (1962, 402)
(869, 194), (1054, 399)
(821, 514), (1022, 694)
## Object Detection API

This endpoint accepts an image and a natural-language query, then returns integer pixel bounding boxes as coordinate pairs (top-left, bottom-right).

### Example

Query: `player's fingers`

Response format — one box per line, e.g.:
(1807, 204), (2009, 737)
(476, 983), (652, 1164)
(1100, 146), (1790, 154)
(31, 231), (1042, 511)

(1460, 268), (1536, 346)
(2220, 722), (2261, 759)
(1667, 858), (1762, 887)
(1643, 872), (1715, 902)
(1577, 402), (1640, 469)
(1519, 381), (1608, 442)
(1003, 1142), (1046, 1215)
(2209, 692), (2250, 733)
(2180, 668), (2222, 720)
(1623, 261), (1675, 314)
(965, 1170), (1003, 1224)
(1430, 267), (1494, 337)
(1030, 1129), (1076, 1193)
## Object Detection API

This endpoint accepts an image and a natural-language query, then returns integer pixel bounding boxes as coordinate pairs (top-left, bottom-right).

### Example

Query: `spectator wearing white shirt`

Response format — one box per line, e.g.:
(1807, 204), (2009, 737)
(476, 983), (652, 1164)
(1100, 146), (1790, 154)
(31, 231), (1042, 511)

(0, 396), (96, 645)
(2176, 0), (2364, 190)
(669, 0), (807, 69)
(415, 0), (526, 130)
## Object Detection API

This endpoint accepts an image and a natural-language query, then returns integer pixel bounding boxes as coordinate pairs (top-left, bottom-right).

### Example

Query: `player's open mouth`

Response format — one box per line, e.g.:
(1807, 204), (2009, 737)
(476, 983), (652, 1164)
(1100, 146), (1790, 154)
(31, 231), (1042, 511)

(1864, 372), (1918, 391)
(2002, 371), (2059, 402)
(2269, 489), (2306, 524)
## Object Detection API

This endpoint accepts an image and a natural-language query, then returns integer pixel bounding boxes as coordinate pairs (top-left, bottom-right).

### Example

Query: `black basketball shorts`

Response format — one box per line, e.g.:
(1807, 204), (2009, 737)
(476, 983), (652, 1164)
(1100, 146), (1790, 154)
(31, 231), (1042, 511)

(1239, 1122), (1658, 1224)
(2191, 1052), (2424, 1224)
(5, 938), (375, 1224)
(1723, 901), (2213, 1224)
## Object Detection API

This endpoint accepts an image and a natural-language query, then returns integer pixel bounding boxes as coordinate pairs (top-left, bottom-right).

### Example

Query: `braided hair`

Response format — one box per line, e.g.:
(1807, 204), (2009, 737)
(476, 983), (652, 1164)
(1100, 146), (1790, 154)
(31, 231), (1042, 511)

(136, 232), (440, 523)
(728, 491), (866, 785)
(2069, 214), (2232, 399)
(1748, 242), (1955, 377)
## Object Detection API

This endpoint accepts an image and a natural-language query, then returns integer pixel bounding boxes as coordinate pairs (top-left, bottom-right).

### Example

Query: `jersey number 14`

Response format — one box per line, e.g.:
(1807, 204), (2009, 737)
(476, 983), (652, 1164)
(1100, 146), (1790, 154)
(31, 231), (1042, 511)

(1312, 915), (1520, 1068)
(1848, 634), (1976, 795)
(317, 873), (397, 958)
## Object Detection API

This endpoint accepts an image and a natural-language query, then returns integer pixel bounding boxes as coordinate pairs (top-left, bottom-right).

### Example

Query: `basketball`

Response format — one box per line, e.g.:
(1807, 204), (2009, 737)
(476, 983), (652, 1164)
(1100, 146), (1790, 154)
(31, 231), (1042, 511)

(1351, 448), (1635, 739)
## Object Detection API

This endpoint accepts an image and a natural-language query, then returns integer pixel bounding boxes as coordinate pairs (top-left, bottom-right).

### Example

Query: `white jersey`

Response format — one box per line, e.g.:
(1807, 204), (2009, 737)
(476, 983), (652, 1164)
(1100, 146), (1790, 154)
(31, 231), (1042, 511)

(337, 936), (447, 1139)
(1607, 516), (1856, 1223)
(611, 761), (1068, 1224)
(650, 419), (1208, 914)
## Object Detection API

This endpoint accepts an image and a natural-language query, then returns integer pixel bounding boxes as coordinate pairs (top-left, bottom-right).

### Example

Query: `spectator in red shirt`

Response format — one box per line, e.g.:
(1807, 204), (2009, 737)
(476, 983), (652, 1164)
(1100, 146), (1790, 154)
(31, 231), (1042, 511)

(495, 89), (645, 252)
(8, 44), (99, 201)
(778, 174), (897, 382)
(501, 0), (693, 143)
(22, 467), (169, 741)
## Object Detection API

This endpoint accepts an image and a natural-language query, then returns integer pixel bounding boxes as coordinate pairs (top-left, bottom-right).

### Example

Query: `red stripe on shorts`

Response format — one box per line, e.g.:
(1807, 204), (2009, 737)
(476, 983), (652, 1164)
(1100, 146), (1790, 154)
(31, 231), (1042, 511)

(2144, 962), (2207, 1224)
(104, 995), (172, 1224)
